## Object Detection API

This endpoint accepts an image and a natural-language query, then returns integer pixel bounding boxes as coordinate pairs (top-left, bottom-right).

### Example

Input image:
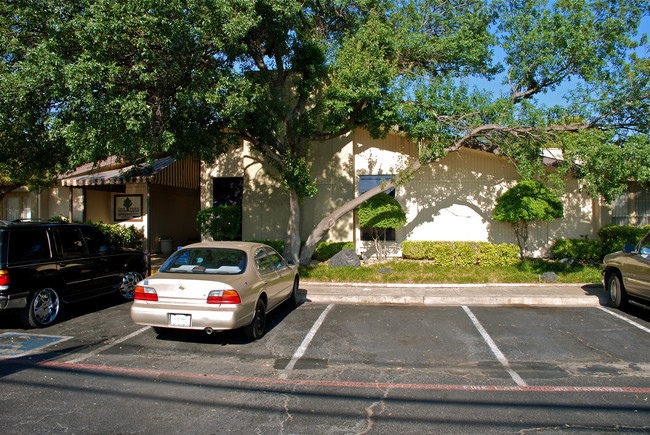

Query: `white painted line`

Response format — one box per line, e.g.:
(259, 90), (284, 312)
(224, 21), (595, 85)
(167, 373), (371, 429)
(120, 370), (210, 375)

(462, 306), (527, 387)
(598, 306), (650, 334)
(65, 326), (150, 364)
(280, 304), (334, 379)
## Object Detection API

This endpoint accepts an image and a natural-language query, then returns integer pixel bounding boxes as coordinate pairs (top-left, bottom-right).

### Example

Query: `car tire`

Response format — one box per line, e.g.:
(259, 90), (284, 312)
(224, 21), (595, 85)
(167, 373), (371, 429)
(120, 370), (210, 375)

(20, 287), (61, 328)
(244, 298), (267, 340)
(287, 276), (299, 308)
(119, 270), (144, 300)
(606, 272), (627, 308)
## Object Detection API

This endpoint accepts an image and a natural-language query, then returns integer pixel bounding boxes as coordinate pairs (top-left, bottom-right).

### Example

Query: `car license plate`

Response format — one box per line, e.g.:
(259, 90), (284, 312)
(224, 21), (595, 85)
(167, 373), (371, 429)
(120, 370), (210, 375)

(169, 314), (191, 328)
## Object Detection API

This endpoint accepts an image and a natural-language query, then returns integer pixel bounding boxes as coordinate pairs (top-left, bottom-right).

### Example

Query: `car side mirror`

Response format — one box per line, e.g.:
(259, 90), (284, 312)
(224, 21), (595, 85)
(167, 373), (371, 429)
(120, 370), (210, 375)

(623, 243), (636, 253)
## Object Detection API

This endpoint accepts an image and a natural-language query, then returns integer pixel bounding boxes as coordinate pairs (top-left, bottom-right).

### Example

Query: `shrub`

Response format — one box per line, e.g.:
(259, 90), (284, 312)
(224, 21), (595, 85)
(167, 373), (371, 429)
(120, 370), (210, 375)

(550, 239), (602, 261)
(196, 206), (242, 241)
(313, 242), (354, 262)
(402, 241), (519, 267)
(88, 221), (144, 249)
(598, 224), (650, 255)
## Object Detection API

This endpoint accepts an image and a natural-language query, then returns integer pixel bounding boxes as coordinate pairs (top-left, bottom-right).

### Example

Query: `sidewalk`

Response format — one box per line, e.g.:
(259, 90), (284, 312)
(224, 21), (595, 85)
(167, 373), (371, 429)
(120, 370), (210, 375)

(300, 282), (608, 307)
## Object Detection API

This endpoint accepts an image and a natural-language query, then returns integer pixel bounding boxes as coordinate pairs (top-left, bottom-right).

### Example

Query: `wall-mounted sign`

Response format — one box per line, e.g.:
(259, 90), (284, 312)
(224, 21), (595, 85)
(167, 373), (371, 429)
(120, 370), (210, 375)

(114, 194), (143, 221)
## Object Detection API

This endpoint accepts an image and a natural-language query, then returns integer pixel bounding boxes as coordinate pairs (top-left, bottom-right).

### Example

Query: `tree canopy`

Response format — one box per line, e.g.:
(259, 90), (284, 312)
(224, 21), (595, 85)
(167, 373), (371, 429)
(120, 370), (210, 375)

(493, 180), (564, 258)
(1, 0), (649, 263)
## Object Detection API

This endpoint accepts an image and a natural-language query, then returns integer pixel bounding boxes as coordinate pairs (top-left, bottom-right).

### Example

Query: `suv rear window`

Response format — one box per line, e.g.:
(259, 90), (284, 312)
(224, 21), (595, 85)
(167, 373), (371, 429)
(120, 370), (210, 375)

(8, 229), (52, 263)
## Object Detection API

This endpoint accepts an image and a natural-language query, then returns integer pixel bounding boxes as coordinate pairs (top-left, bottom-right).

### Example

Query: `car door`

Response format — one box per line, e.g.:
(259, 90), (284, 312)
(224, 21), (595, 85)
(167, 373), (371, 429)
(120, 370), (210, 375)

(53, 226), (95, 301)
(264, 248), (294, 306)
(253, 248), (282, 307)
(624, 234), (650, 298)
(79, 226), (122, 293)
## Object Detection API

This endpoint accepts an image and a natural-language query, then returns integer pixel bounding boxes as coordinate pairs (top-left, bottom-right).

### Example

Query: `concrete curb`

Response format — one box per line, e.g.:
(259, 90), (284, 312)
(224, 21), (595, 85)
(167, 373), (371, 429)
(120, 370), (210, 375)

(299, 282), (606, 307)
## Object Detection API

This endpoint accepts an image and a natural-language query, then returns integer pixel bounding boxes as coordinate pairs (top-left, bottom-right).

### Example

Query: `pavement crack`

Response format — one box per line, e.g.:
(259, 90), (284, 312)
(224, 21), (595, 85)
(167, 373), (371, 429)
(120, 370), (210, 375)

(355, 387), (390, 435)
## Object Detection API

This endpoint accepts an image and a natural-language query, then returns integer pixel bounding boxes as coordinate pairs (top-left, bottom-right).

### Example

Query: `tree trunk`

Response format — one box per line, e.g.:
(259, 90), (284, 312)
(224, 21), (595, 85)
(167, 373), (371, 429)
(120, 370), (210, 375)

(283, 190), (302, 264)
(298, 158), (425, 266)
(298, 178), (398, 266)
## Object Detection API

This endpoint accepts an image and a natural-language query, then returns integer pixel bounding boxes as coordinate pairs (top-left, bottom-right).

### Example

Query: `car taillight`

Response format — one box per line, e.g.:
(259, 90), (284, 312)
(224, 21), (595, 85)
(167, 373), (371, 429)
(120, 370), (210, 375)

(0, 270), (8, 289)
(134, 286), (158, 301)
(207, 290), (241, 304)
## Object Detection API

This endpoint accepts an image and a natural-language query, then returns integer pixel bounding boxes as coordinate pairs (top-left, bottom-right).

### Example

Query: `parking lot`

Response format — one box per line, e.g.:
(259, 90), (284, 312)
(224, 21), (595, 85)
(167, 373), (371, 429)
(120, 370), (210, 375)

(0, 292), (649, 434)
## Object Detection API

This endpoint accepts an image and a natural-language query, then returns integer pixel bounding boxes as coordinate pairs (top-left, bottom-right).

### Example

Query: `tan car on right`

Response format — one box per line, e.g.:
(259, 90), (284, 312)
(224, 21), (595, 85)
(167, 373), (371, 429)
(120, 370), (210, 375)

(602, 231), (650, 307)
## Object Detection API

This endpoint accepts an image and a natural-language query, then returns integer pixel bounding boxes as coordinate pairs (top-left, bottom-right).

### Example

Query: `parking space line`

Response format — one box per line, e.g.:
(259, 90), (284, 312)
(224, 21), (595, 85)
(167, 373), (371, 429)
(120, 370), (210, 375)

(598, 306), (650, 334)
(65, 326), (151, 364)
(280, 304), (334, 379)
(462, 306), (527, 387)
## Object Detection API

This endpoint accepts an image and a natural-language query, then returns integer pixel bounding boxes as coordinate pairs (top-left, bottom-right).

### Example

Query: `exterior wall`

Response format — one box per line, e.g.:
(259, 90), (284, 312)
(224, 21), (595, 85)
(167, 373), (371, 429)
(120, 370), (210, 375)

(199, 129), (602, 258)
(150, 184), (201, 251)
(201, 137), (355, 242)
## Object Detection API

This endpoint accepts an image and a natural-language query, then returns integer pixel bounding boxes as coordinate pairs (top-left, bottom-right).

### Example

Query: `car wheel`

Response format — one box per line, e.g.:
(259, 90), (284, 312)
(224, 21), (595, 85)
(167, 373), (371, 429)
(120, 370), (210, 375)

(119, 271), (144, 300)
(20, 288), (61, 328)
(244, 298), (267, 340)
(287, 276), (299, 308)
(607, 272), (627, 308)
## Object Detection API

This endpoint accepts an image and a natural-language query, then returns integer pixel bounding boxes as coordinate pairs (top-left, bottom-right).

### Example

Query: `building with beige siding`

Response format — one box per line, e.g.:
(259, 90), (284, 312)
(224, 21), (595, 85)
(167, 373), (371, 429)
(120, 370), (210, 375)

(202, 129), (612, 258)
(4, 128), (644, 259)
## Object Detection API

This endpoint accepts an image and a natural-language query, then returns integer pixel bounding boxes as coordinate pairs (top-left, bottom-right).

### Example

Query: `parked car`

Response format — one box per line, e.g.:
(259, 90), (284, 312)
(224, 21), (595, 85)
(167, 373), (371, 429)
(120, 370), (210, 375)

(130, 242), (299, 340)
(0, 219), (146, 327)
(602, 231), (650, 307)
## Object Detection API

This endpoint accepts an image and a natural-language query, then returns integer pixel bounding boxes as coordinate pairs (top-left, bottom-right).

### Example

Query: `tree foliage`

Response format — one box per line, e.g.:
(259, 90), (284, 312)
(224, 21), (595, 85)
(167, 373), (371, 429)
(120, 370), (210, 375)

(1, 0), (648, 264)
(358, 193), (407, 259)
(493, 180), (565, 258)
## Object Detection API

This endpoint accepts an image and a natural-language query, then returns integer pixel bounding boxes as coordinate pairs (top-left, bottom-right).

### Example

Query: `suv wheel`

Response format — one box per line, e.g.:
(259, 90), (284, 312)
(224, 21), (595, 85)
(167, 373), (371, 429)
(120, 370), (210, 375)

(20, 288), (61, 328)
(119, 271), (144, 300)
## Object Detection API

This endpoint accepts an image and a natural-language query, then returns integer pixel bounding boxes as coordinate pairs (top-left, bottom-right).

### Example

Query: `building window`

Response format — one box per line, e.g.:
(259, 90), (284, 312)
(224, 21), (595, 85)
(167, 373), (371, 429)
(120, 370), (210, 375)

(612, 188), (650, 226)
(3, 196), (31, 221)
(358, 175), (396, 241)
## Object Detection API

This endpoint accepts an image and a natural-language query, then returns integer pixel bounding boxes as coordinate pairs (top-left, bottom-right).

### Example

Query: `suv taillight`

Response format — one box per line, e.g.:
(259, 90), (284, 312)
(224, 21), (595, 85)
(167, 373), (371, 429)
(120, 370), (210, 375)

(0, 270), (9, 289)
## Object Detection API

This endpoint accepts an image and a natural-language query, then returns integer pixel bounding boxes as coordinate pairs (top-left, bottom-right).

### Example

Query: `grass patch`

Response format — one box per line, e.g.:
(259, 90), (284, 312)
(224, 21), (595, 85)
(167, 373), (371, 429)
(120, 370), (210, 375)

(299, 259), (602, 284)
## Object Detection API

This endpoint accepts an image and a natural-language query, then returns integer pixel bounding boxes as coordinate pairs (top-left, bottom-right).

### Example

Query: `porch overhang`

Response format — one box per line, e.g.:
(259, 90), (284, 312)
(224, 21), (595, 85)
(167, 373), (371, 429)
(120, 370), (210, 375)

(60, 156), (199, 190)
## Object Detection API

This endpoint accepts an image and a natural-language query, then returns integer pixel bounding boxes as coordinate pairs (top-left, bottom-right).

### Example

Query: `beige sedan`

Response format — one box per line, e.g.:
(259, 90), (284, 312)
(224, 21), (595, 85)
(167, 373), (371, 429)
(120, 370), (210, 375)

(130, 242), (299, 340)
(602, 231), (650, 308)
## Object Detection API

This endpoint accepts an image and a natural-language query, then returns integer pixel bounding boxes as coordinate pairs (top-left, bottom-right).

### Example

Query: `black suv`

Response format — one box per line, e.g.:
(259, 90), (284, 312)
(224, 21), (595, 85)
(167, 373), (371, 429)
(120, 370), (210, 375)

(0, 220), (146, 327)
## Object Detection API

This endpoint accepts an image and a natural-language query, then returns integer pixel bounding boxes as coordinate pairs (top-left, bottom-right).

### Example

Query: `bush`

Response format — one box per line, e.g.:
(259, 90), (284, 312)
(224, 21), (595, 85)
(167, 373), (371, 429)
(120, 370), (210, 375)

(196, 206), (242, 241)
(550, 239), (602, 261)
(313, 242), (354, 262)
(598, 224), (650, 255)
(88, 221), (144, 249)
(402, 241), (520, 267)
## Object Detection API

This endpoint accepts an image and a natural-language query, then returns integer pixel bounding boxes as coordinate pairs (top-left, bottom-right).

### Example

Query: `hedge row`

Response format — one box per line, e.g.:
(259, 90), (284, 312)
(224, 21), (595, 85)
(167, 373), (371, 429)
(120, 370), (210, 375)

(88, 221), (145, 249)
(402, 241), (520, 267)
(550, 225), (650, 261)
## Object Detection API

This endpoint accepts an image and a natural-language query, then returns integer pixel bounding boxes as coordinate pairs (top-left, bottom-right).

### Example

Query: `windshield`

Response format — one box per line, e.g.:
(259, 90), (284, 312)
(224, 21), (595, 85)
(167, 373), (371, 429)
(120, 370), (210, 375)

(160, 248), (247, 275)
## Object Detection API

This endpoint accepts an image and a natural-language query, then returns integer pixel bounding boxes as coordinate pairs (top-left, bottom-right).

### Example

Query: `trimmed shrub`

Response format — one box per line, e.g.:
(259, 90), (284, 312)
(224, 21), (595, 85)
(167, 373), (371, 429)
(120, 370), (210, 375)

(313, 242), (354, 262)
(550, 239), (602, 261)
(402, 241), (520, 267)
(598, 224), (650, 255)
(88, 221), (144, 249)
(475, 242), (521, 266)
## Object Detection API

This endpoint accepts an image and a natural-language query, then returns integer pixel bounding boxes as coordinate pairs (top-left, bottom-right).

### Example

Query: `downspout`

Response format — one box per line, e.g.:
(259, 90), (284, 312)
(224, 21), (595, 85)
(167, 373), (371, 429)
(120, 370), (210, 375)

(68, 187), (73, 222)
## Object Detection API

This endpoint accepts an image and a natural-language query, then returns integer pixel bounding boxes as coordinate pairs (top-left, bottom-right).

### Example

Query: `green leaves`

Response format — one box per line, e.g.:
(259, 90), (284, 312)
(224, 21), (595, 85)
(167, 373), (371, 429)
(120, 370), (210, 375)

(493, 180), (564, 224)
(358, 193), (407, 229)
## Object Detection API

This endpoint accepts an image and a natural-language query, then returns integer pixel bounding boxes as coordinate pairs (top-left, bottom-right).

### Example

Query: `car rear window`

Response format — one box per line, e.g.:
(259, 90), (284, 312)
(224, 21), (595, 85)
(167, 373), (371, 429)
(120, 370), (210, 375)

(160, 248), (247, 275)
(8, 229), (52, 263)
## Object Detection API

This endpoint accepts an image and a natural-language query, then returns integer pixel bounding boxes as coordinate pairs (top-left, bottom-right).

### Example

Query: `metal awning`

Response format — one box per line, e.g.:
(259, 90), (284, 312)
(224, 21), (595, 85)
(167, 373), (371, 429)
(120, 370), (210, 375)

(60, 156), (199, 190)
